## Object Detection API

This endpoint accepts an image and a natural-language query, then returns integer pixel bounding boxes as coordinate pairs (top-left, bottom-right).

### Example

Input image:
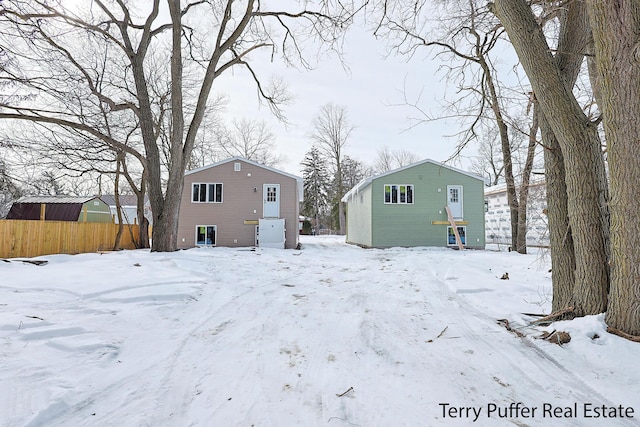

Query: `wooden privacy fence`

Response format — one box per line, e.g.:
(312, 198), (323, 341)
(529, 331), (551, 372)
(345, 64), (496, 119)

(0, 219), (141, 259)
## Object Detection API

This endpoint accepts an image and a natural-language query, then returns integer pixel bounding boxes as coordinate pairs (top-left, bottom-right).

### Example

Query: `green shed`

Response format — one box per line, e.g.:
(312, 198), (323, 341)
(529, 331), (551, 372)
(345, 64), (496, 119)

(341, 159), (486, 249)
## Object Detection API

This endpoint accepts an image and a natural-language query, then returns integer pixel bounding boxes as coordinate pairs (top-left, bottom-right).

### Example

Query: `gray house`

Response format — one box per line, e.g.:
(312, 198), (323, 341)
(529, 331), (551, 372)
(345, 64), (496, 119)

(342, 159), (485, 249)
(177, 157), (303, 249)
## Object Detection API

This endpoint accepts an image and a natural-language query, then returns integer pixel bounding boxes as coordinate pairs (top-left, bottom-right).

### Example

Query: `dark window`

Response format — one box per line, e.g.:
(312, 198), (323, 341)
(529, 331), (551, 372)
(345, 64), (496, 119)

(196, 225), (216, 245)
(384, 184), (414, 204)
(192, 183), (223, 203)
(447, 226), (466, 246)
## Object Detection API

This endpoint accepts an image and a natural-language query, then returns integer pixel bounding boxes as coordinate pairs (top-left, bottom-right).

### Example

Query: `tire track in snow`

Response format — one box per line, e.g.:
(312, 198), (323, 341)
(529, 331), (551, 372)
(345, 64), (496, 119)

(143, 260), (310, 426)
(16, 258), (221, 426)
(424, 256), (640, 427)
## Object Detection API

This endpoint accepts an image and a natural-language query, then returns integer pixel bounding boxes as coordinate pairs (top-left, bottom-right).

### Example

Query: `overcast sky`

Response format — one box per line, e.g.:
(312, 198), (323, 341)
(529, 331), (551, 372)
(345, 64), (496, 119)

(214, 26), (470, 177)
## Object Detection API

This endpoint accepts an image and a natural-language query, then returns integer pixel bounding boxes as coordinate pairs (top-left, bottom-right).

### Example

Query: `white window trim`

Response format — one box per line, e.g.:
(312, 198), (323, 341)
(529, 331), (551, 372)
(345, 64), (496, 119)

(191, 182), (223, 203)
(195, 225), (217, 246)
(447, 226), (466, 246)
(383, 184), (414, 205)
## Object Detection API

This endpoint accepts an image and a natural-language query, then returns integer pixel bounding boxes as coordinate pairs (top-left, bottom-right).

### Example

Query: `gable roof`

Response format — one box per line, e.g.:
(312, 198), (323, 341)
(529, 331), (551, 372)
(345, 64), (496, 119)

(185, 156), (303, 201)
(186, 156), (300, 180)
(342, 158), (485, 202)
(15, 195), (103, 204)
(7, 196), (106, 221)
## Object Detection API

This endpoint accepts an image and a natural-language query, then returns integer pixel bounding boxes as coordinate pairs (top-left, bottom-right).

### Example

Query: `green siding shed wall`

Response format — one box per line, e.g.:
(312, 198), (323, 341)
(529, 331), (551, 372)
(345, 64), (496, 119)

(79, 199), (113, 223)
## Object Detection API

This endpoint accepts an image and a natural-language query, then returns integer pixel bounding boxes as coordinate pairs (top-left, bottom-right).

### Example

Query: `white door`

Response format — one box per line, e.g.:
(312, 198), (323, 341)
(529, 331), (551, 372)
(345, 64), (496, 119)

(263, 184), (280, 218)
(258, 218), (285, 249)
(447, 185), (463, 219)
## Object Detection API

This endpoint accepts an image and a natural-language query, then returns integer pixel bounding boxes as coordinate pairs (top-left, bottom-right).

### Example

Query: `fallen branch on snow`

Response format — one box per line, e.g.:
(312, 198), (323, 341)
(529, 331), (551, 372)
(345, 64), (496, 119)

(529, 306), (574, 325)
(336, 386), (354, 397)
(497, 319), (525, 337)
(426, 326), (449, 343)
(436, 325), (448, 338)
(521, 312), (545, 317)
(607, 326), (640, 343)
(538, 330), (571, 345)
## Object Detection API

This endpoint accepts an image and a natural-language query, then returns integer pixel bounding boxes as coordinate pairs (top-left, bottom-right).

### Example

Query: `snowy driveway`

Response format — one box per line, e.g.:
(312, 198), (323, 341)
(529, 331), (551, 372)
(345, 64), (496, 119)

(1, 236), (638, 426)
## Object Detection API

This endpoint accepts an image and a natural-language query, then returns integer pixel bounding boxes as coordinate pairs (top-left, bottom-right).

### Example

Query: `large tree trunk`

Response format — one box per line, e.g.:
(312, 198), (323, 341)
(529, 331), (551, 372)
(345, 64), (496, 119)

(492, 0), (609, 317)
(537, 1), (582, 310)
(537, 0), (605, 313)
(151, 186), (182, 252)
(587, 1), (640, 335)
(150, 0), (186, 252)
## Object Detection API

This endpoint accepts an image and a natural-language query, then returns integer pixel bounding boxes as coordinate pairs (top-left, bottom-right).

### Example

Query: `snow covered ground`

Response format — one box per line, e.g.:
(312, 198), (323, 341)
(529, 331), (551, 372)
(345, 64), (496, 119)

(1, 235), (638, 427)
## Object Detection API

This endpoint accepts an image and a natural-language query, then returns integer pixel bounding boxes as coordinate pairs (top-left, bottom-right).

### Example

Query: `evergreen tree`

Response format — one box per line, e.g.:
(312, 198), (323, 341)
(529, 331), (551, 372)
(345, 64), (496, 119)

(301, 147), (330, 234)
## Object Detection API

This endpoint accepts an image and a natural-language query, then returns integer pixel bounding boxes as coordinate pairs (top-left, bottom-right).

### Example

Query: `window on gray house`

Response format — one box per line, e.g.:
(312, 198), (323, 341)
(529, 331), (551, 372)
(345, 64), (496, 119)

(192, 183), (223, 203)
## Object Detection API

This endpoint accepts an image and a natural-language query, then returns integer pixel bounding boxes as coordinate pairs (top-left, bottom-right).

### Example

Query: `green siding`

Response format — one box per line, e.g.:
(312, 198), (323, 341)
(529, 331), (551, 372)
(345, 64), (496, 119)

(344, 184), (372, 246)
(345, 161), (485, 248)
(78, 199), (113, 223)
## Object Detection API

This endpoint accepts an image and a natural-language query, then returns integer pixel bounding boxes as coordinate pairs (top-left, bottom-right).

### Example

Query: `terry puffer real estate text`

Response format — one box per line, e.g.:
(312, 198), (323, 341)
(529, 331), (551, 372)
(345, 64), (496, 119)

(439, 402), (635, 422)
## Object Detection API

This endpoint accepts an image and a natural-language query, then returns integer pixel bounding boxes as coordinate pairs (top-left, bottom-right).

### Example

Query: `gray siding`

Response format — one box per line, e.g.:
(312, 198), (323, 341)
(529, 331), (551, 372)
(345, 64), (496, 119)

(178, 159), (300, 249)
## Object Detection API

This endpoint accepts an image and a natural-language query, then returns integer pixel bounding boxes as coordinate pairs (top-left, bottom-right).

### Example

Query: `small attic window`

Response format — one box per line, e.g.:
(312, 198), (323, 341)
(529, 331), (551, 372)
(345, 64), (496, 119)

(234, 162), (241, 171)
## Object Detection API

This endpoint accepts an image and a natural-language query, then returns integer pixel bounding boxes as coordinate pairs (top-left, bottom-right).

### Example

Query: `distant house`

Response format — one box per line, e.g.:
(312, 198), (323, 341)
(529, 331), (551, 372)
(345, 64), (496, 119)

(177, 157), (303, 249)
(6, 196), (112, 223)
(342, 159), (485, 249)
(484, 180), (548, 246)
(100, 194), (153, 225)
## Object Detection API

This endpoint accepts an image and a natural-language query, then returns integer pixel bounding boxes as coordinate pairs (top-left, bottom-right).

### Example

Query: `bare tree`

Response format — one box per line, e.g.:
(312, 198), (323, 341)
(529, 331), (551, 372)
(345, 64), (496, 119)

(186, 103), (226, 170)
(0, 158), (22, 218)
(491, 0), (610, 318)
(515, 100), (539, 253)
(469, 128), (504, 186)
(341, 155), (369, 190)
(373, 146), (395, 174)
(309, 103), (356, 235)
(0, 0), (360, 251)
(0, 111), (152, 247)
(218, 118), (283, 166)
(373, 146), (419, 173)
(374, 0), (538, 252)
